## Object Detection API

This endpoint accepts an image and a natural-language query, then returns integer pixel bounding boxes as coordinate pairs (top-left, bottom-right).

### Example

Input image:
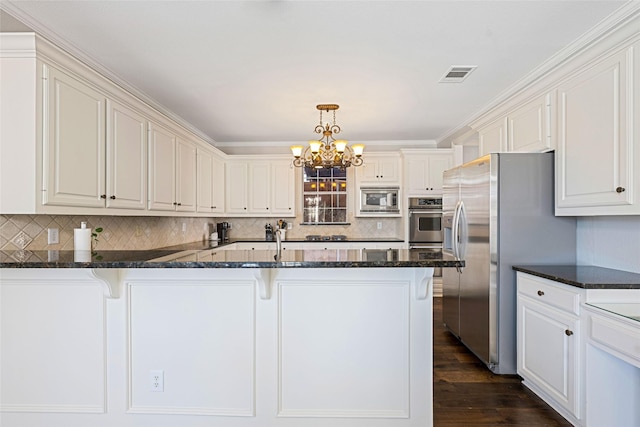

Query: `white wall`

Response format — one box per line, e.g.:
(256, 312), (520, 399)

(576, 216), (640, 273)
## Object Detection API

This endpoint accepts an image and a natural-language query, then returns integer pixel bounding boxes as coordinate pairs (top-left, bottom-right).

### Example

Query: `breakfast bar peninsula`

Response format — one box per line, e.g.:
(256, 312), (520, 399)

(0, 247), (462, 427)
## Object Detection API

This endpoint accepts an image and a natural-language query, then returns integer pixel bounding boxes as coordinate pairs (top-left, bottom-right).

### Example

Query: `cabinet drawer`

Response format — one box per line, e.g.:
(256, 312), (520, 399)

(587, 309), (640, 368)
(517, 273), (581, 315)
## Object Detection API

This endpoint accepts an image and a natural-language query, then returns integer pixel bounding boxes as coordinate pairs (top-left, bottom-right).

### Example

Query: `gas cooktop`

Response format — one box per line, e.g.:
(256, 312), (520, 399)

(305, 235), (349, 241)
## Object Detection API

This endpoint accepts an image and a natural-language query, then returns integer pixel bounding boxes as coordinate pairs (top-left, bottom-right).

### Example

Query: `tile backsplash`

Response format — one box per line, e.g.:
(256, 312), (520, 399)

(0, 214), (403, 251)
(0, 215), (215, 251)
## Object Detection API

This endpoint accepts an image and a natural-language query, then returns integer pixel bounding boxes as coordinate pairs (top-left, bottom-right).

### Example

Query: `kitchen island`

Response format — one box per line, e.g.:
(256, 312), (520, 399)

(0, 248), (462, 427)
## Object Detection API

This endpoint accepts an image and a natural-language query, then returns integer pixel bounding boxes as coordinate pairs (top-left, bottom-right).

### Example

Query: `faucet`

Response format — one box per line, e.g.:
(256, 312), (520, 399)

(274, 228), (282, 261)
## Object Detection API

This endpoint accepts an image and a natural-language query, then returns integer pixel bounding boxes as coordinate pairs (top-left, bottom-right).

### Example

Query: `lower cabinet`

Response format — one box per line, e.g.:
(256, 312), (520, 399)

(517, 272), (583, 425)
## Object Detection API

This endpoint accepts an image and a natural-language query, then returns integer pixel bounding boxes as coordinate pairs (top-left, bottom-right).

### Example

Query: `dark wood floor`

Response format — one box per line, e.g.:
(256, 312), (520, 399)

(433, 297), (572, 426)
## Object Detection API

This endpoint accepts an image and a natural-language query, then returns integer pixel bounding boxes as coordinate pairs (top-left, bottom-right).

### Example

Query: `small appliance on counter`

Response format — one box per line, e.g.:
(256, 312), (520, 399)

(265, 224), (274, 241)
(216, 222), (230, 242)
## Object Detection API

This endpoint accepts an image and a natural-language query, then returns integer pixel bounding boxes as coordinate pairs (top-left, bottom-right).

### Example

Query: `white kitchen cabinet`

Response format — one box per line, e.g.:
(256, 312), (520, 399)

(270, 159), (296, 215)
(106, 99), (147, 210)
(196, 148), (225, 214)
(1, 33), (223, 217)
(43, 66), (150, 211)
(508, 92), (553, 153)
(249, 162), (271, 213)
(175, 138), (197, 212)
(212, 154), (225, 214)
(555, 44), (639, 215)
(517, 272), (583, 425)
(148, 121), (197, 212)
(356, 154), (400, 185)
(225, 161), (249, 214)
(402, 150), (453, 195)
(226, 158), (295, 216)
(148, 121), (176, 211)
(478, 117), (507, 157)
(42, 65), (106, 208)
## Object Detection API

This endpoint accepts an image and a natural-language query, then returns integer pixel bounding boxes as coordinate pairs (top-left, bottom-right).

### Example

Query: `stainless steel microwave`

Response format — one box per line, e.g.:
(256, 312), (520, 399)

(360, 187), (400, 213)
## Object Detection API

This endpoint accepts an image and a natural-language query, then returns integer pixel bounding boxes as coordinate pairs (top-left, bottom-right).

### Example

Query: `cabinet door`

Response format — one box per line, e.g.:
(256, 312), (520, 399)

(357, 157), (399, 184)
(106, 99), (147, 210)
(405, 158), (429, 194)
(377, 158), (399, 182)
(478, 118), (507, 156)
(148, 122), (176, 211)
(196, 148), (214, 213)
(176, 139), (197, 212)
(271, 160), (295, 215)
(556, 47), (635, 214)
(358, 160), (380, 182)
(211, 155), (225, 213)
(405, 154), (453, 195)
(517, 296), (579, 418)
(43, 66), (105, 208)
(508, 93), (552, 153)
(427, 155), (453, 192)
(249, 162), (271, 213)
(226, 162), (248, 213)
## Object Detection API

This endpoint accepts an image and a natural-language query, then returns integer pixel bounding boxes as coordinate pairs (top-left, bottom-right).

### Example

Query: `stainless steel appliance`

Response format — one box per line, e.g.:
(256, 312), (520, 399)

(216, 222), (230, 242)
(408, 197), (444, 277)
(359, 187), (400, 214)
(408, 197), (443, 245)
(442, 152), (576, 374)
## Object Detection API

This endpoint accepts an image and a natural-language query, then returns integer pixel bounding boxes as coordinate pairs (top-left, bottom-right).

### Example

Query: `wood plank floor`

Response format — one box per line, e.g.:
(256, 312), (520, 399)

(433, 297), (573, 426)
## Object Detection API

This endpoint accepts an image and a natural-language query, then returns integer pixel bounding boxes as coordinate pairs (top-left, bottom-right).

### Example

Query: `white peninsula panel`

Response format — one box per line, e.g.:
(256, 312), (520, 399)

(0, 269), (107, 413)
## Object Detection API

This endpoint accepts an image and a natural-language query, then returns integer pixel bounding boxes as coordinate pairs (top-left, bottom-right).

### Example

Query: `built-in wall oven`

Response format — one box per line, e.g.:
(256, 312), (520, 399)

(408, 196), (443, 277)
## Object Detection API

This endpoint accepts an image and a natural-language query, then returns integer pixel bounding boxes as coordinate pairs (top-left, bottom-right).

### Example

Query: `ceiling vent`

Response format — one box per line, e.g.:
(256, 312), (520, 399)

(439, 66), (477, 83)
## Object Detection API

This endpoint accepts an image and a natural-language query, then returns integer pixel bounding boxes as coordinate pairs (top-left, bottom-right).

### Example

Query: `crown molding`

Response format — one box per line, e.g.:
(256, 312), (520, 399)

(0, 2), (217, 147)
(437, 1), (640, 145)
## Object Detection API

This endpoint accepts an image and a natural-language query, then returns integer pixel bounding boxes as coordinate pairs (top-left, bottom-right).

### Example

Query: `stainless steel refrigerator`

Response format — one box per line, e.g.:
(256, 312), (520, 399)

(442, 152), (576, 374)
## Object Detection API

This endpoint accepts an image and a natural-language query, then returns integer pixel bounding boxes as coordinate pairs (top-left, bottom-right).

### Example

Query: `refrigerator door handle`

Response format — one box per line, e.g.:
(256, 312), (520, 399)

(456, 201), (466, 272)
(452, 200), (462, 259)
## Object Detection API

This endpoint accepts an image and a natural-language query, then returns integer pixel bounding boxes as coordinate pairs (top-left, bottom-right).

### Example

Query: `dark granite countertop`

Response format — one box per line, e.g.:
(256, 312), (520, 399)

(0, 244), (462, 269)
(513, 265), (640, 289)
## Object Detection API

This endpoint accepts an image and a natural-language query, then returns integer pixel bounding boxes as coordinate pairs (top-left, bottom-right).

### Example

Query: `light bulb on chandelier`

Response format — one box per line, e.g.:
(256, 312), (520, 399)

(290, 104), (364, 169)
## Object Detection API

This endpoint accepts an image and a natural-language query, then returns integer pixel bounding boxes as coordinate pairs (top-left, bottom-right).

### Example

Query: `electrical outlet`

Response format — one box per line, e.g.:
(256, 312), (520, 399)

(182, 223), (187, 233)
(47, 228), (59, 244)
(377, 222), (383, 230)
(150, 370), (164, 392)
(287, 222), (292, 230)
(135, 226), (143, 237)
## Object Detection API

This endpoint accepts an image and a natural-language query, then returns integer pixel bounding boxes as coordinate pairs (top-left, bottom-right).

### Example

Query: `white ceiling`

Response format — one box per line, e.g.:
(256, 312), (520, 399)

(0, 0), (630, 154)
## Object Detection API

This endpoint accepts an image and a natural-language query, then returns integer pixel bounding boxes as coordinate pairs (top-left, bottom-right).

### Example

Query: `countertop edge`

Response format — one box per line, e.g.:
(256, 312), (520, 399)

(513, 265), (640, 289)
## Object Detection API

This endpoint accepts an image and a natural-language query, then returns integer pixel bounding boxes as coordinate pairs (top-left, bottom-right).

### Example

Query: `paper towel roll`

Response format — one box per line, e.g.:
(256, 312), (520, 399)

(74, 222), (92, 252)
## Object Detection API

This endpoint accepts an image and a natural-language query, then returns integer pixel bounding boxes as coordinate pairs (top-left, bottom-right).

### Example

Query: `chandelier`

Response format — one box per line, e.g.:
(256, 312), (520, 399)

(290, 104), (364, 169)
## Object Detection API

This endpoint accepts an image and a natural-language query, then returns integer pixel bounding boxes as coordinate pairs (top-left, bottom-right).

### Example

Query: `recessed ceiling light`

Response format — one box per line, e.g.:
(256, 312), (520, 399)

(439, 66), (477, 83)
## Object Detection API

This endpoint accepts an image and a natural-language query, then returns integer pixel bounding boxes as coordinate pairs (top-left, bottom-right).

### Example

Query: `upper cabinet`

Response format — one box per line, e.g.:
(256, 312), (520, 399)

(477, 93), (553, 157)
(225, 158), (295, 217)
(107, 99), (147, 210)
(42, 65), (149, 211)
(0, 34), (223, 217)
(508, 93), (553, 153)
(478, 118), (507, 157)
(196, 148), (225, 214)
(356, 154), (400, 185)
(148, 121), (197, 213)
(402, 149), (454, 195)
(555, 43), (639, 215)
(42, 65), (107, 209)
